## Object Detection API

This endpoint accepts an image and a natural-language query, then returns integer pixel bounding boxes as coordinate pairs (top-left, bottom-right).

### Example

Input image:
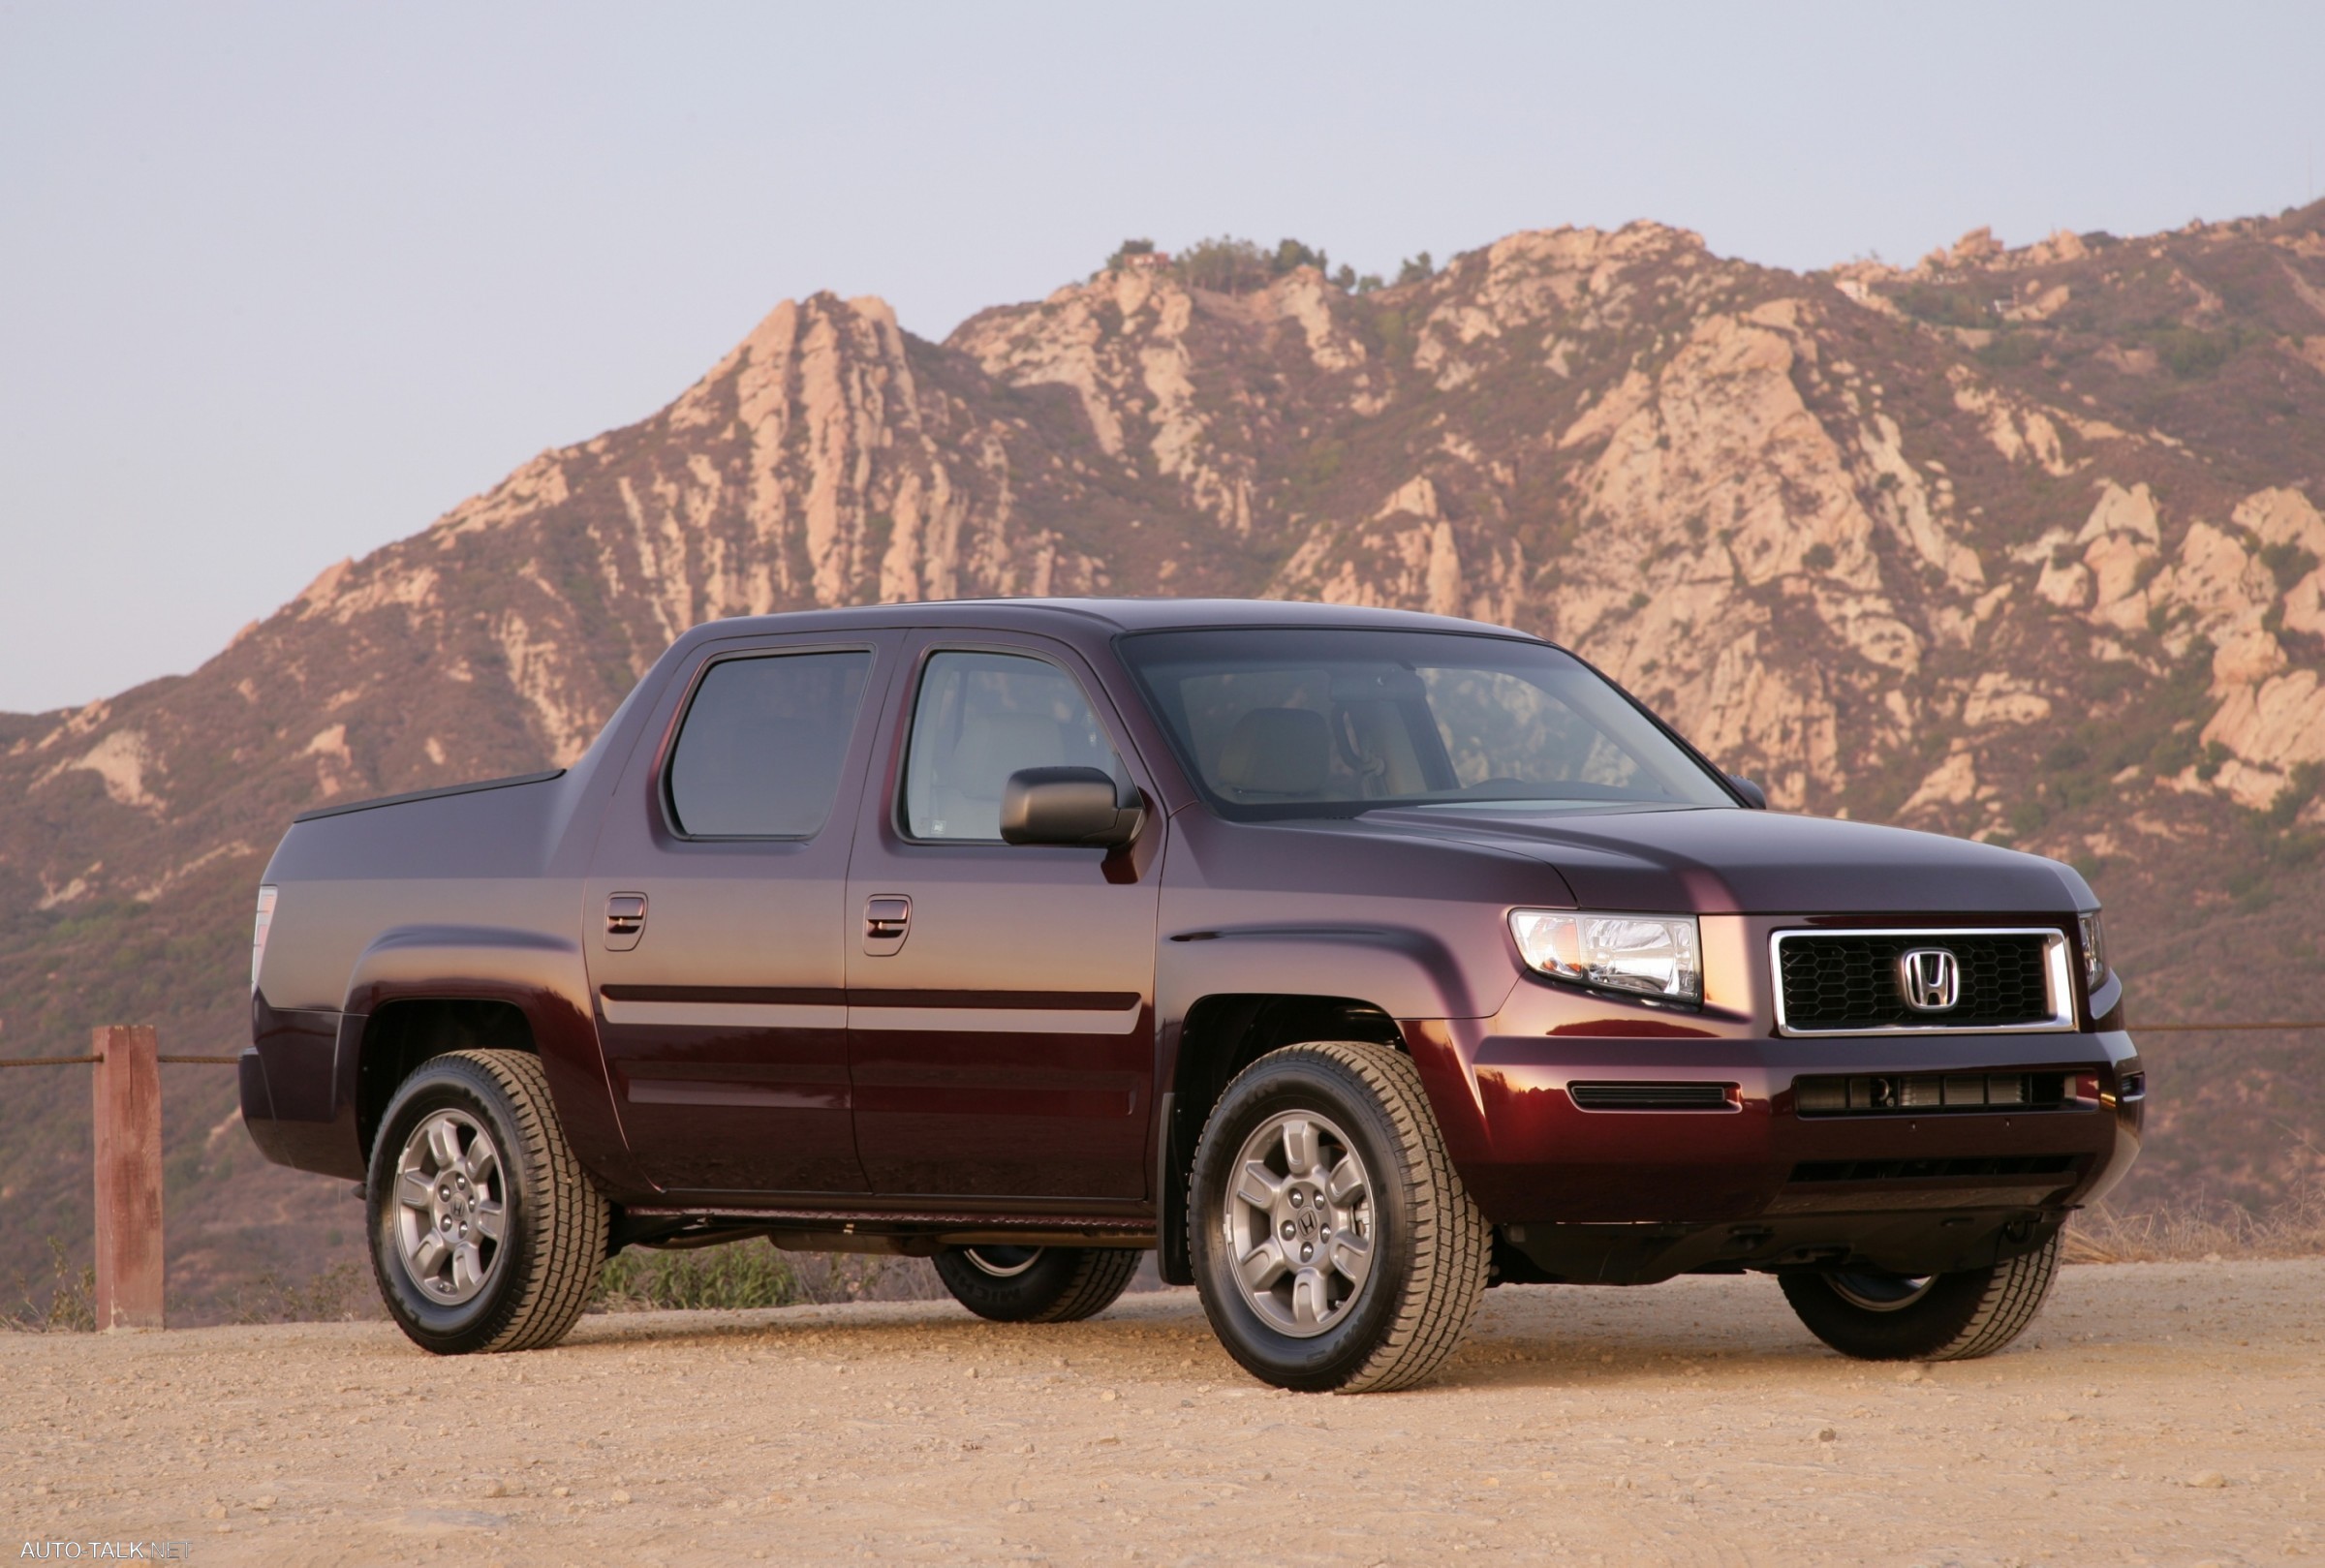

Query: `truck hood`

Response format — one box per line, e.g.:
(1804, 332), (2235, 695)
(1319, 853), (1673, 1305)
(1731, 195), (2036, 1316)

(1327, 804), (2091, 916)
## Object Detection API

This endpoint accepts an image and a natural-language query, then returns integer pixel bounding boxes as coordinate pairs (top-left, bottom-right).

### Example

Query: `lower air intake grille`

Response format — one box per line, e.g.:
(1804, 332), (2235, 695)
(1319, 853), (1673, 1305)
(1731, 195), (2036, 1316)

(1789, 1153), (2080, 1184)
(1776, 931), (2061, 1032)
(1794, 1072), (2070, 1116)
(1568, 1082), (1737, 1112)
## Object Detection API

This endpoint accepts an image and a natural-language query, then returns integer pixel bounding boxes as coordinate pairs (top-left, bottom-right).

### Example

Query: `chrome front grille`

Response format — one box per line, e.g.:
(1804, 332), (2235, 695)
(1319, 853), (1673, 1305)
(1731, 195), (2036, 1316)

(1771, 928), (2074, 1036)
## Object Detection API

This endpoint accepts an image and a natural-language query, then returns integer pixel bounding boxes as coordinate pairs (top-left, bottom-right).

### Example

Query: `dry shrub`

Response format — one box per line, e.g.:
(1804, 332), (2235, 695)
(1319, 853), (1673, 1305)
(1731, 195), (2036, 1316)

(4, 1238), (95, 1332)
(2066, 1174), (2325, 1263)
(229, 1259), (382, 1323)
(591, 1240), (947, 1313)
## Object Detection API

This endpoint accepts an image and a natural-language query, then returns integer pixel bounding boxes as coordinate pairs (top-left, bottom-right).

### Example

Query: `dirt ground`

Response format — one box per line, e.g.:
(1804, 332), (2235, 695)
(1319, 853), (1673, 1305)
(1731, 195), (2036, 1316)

(5, 1259), (2321, 1567)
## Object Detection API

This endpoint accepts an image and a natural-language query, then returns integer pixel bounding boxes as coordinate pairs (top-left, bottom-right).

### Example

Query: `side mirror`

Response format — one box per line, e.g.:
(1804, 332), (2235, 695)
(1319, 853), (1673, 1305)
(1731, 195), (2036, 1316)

(1000, 766), (1145, 848)
(1726, 774), (1768, 810)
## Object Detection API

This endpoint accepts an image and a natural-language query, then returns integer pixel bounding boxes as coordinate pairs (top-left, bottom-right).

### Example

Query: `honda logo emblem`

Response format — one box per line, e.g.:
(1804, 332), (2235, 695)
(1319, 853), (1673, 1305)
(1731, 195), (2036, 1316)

(1897, 948), (1961, 1012)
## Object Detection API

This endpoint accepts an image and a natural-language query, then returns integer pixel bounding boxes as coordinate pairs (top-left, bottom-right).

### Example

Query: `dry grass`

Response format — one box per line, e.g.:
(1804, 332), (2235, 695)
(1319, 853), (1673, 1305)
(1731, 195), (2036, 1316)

(2, 1238), (95, 1332)
(590, 1240), (948, 1313)
(2066, 1175), (2325, 1263)
(228, 1258), (382, 1324)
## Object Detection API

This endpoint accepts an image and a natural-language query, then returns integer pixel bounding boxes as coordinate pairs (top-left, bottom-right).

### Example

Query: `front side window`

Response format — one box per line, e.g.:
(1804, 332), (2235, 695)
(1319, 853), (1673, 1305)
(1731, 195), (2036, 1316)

(666, 650), (873, 837)
(904, 651), (1129, 841)
(1119, 628), (1733, 818)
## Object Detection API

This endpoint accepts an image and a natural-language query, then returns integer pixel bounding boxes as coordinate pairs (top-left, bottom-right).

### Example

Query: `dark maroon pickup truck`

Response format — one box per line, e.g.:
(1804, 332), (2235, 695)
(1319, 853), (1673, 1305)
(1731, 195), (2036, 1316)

(243, 599), (2141, 1390)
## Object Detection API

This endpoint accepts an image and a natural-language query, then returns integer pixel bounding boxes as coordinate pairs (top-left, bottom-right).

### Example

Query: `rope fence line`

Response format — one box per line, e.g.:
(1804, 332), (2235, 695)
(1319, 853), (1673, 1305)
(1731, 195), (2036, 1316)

(2128, 1022), (2325, 1032)
(0, 1053), (242, 1067)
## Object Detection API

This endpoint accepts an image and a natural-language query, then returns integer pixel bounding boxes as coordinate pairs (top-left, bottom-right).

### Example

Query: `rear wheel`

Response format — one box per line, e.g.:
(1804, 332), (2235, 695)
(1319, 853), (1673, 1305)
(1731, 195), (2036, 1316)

(932, 1245), (1142, 1323)
(1189, 1041), (1488, 1393)
(367, 1050), (607, 1354)
(1779, 1232), (2062, 1362)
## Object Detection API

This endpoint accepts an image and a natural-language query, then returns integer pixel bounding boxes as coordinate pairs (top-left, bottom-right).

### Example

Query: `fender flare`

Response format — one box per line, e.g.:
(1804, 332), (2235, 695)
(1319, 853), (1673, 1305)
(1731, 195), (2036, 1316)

(1152, 923), (1517, 1281)
(1158, 922), (1505, 1030)
(339, 924), (638, 1195)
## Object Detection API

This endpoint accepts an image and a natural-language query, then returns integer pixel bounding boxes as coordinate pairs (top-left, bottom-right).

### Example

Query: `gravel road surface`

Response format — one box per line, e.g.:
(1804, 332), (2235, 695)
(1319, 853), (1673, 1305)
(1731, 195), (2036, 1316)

(6, 1259), (2321, 1566)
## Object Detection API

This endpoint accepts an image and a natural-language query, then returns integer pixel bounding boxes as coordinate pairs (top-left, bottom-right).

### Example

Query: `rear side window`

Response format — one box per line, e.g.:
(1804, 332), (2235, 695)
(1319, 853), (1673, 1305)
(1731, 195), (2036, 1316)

(666, 650), (873, 838)
(903, 651), (1129, 841)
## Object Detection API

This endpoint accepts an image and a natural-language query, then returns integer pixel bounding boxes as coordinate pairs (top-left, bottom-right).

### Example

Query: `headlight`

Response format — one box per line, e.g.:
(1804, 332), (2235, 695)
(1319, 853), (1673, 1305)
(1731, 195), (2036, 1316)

(2078, 909), (2108, 991)
(1508, 908), (1701, 1005)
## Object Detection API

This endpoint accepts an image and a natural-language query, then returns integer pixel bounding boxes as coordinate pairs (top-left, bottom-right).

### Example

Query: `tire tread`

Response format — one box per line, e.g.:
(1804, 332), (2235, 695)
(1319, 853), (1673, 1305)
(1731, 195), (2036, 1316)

(1931, 1233), (2061, 1361)
(1191, 1040), (1489, 1394)
(1780, 1232), (2062, 1363)
(376, 1050), (607, 1354)
(1032, 1248), (1144, 1324)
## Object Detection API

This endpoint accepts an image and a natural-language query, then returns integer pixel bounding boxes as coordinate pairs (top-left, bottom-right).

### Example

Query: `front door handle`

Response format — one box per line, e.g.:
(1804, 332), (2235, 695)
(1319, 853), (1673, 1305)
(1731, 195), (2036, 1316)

(605, 893), (647, 951)
(863, 895), (911, 956)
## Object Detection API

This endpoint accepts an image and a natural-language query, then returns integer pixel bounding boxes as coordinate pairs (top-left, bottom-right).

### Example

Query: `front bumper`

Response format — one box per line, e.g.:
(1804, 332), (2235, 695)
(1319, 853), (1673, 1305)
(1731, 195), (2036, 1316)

(1403, 975), (2141, 1280)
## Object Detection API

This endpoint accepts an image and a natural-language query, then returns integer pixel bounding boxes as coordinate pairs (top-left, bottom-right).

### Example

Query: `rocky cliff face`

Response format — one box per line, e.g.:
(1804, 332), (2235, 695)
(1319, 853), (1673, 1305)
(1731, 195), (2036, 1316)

(5, 203), (2322, 1314)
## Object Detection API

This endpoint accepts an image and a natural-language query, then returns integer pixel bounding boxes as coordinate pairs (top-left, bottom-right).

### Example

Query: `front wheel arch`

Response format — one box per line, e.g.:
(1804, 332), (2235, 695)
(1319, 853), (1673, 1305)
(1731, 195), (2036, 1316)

(1159, 995), (1406, 1285)
(1188, 1040), (1489, 1392)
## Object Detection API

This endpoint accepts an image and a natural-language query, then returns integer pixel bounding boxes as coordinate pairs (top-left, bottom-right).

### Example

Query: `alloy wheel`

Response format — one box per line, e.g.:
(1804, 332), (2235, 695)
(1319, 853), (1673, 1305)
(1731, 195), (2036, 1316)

(960, 1245), (1044, 1279)
(391, 1108), (507, 1306)
(1222, 1110), (1375, 1337)
(1827, 1270), (1938, 1312)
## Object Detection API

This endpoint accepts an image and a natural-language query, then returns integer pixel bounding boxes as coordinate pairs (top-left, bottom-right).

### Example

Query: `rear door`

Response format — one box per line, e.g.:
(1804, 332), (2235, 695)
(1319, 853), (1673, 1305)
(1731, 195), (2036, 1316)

(584, 631), (899, 1194)
(843, 632), (1165, 1200)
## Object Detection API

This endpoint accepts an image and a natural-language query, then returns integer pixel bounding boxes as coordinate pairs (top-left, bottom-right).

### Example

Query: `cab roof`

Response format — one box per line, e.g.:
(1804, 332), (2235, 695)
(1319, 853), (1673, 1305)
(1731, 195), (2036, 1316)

(674, 597), (1536, 645)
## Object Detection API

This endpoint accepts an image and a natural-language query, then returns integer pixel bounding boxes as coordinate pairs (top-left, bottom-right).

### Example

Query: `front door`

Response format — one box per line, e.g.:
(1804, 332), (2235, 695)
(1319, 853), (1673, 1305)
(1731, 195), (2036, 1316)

(845, 635), (1164, 1200)
(585, 632), (898, 1194)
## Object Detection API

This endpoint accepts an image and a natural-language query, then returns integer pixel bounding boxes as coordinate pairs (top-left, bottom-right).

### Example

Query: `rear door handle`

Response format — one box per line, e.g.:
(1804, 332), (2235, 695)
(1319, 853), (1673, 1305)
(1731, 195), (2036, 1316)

(863, 895), (910, 956)
(605, 893), (647, 951)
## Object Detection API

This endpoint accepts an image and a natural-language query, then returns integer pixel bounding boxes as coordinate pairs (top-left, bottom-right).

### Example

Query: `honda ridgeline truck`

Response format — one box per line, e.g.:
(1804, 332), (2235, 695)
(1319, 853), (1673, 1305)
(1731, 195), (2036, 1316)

(242, 600), (2141, 1391)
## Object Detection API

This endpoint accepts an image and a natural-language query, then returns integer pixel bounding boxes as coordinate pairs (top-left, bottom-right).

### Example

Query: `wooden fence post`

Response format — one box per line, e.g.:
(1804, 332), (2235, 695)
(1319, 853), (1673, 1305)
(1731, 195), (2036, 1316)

(91, 1024), (165, 1329)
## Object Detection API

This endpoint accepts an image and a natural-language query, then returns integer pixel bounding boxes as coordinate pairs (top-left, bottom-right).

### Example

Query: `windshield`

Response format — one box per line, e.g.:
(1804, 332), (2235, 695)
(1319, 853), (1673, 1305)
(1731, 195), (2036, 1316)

(1119, 628), (1735, 818)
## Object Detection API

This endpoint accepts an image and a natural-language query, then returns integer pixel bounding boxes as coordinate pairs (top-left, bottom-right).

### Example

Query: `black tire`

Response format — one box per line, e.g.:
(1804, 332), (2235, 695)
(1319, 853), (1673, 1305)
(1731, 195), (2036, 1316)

(1779, 1232), (2062, 1362)
(1188, 1041), (1489, 1394)
(932, 1245), (1143, 1323)
(366, 1049), (608, 1355)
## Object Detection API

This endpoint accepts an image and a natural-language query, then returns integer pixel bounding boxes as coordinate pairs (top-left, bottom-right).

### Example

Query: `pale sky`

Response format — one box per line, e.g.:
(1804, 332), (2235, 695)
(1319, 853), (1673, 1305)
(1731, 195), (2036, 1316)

(3, 1), (2320, 714)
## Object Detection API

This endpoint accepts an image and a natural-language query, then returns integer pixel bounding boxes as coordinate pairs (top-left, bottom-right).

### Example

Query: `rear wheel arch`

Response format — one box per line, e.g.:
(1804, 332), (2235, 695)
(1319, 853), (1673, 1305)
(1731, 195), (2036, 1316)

(357, 999), (539, 1163)
(1159, 994), (1405, 1285)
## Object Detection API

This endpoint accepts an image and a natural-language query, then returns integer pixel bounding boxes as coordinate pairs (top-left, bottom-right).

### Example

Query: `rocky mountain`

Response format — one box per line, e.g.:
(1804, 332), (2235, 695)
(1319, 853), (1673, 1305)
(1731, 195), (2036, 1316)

(6, 203), (2323, 1317)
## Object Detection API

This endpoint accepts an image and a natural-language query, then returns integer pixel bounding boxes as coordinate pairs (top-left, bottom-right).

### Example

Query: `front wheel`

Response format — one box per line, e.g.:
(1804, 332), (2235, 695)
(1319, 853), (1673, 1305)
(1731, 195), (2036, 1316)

(1779, 1231), (2063, 1362)
(366, 1049), (608, 1354)
(931, 1245), (1142, 1323)
(1189, 1041), (1489, 1393)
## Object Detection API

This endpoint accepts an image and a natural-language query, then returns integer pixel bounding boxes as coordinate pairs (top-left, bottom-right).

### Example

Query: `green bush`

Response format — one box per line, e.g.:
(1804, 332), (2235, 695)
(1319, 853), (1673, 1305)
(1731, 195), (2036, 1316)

(2146, 323), (2246, 380)
(1893, 286), (1990, 329)
(1271, 238), (1326, 275)
(1174, 236), (1272, 294)
(590, 1240), (945, 1313)
(1104, 237), (1156, 270)
(596, 1239), (807, 1311)
(1976, 332), (2042, 368)
(1166, 234), (1335, 295)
